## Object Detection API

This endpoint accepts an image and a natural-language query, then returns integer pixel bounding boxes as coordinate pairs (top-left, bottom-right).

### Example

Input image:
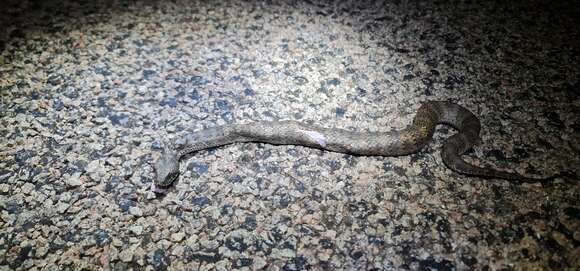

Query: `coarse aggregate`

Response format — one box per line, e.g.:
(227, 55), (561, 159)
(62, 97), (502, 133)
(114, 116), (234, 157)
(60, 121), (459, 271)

(1, 0), (579, 270)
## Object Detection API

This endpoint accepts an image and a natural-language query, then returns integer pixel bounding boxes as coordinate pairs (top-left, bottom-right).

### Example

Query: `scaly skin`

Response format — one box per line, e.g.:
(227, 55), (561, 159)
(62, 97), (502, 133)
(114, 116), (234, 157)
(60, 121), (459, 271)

(153, 101), (557, 192)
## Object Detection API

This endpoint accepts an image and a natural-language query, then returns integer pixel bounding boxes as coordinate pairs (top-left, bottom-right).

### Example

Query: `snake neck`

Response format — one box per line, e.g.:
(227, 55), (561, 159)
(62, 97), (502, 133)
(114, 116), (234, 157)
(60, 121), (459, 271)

(172, 125), (245, 160)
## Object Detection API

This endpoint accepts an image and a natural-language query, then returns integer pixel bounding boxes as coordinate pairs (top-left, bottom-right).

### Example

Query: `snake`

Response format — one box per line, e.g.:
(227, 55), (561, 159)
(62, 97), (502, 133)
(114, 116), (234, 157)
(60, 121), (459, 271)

(153, 101), (559, 192)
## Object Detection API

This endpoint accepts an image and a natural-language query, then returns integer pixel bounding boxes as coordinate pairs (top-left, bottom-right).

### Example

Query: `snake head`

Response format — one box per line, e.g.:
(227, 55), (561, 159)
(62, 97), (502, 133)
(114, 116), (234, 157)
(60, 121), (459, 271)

(154, 150), (180, 190)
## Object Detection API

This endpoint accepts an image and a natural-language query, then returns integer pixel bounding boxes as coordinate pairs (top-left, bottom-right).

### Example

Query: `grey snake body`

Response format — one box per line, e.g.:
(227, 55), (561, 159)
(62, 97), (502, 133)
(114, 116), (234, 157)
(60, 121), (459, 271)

(154, 101), (556, 190)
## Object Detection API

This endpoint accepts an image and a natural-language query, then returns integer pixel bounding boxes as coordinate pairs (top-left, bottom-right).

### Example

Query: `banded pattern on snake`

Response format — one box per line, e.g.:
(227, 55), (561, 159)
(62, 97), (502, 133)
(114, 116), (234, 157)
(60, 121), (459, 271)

(153, 101), (556, 192)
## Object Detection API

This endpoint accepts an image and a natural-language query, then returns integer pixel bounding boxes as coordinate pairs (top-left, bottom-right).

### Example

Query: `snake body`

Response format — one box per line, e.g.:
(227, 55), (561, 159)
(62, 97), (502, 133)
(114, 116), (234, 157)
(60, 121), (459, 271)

(153, 101), (551, 190)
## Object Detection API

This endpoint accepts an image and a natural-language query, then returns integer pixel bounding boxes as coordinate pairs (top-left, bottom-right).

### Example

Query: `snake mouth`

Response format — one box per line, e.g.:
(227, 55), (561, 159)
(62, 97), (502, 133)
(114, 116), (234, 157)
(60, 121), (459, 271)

(154, 164), (180, 188)
(150, 182), (168, 194)
(151, 170), (179, 193)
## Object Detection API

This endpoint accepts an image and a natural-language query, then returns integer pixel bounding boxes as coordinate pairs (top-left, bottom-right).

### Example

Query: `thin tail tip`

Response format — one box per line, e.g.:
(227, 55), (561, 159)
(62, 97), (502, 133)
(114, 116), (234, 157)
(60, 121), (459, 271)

(517, 171), (578, 184)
